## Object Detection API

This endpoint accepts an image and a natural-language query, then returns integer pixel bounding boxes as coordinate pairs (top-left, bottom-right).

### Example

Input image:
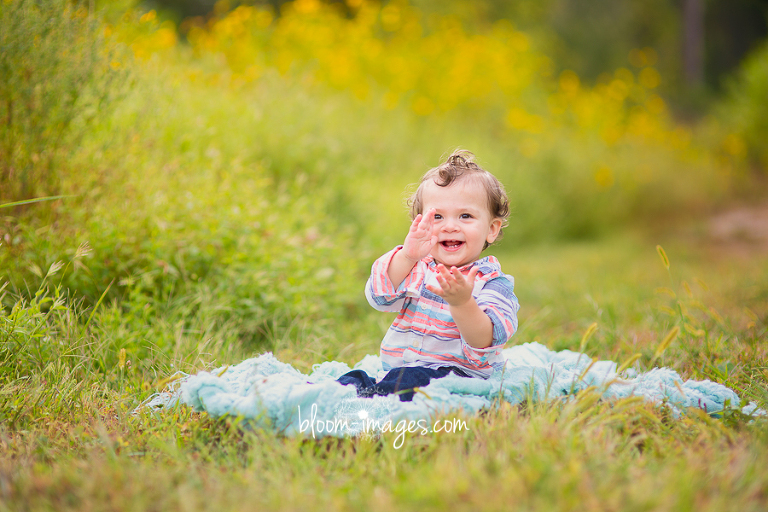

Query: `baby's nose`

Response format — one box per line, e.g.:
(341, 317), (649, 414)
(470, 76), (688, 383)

(442, 219), (459, 231)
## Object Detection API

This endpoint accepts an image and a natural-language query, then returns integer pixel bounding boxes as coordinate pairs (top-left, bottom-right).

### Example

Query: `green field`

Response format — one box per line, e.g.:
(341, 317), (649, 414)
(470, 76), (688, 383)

(1, 1), (767, 510)
(2, 232), (767, 511)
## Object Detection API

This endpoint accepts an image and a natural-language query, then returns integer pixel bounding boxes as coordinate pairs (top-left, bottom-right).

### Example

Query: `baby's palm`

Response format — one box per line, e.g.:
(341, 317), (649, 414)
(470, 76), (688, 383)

(403, 209), (437, 262)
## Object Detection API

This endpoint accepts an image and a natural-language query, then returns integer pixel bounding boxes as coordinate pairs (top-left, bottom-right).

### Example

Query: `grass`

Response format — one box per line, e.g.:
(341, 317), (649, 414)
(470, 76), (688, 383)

(3, 401), (767, 511)
(1, 232), (767, 512)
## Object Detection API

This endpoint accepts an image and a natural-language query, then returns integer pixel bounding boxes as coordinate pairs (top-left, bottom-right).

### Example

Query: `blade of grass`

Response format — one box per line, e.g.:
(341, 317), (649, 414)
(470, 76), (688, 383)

(650, 326), (680, 367)
(0, 195), (73, 209)
(84, 279), (114, 331)
(616, 353), (642, 375)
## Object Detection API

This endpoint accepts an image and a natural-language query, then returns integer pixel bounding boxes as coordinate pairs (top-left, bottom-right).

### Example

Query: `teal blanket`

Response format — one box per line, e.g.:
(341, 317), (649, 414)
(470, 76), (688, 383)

(143, 342), (763, 440)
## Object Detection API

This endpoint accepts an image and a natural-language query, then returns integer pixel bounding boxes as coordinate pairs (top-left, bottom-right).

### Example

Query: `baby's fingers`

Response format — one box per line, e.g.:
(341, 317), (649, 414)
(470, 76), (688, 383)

(409, 214), (423, 232)
(419, 208), (436, 230)
(425, 283), (445, 296)
(436, 264), (453, 280)
(448, 266), (467, 284)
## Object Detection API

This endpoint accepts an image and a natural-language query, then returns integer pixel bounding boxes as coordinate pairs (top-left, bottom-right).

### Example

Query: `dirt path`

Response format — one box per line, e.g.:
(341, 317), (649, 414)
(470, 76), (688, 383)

(708, 203), (768, 255)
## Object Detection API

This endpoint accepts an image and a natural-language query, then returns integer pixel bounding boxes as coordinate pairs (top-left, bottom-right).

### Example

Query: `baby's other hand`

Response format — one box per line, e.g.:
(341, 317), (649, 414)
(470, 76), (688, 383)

(426, 264), (479, 307)
(402, 208), (438, 263)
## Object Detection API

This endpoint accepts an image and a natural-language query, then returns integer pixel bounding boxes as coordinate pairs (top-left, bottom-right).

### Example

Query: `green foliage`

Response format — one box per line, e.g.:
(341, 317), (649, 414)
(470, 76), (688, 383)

(0, 0), (129, 201)
(720, 41), (768, 173)
(0, 60), (371, 347)
(0, 283), (67, 384)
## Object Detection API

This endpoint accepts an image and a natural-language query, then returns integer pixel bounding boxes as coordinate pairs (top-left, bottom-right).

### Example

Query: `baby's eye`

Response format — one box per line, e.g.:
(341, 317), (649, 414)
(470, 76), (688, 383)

(460, 213), (473, 219)
(434, 214), (443, 220)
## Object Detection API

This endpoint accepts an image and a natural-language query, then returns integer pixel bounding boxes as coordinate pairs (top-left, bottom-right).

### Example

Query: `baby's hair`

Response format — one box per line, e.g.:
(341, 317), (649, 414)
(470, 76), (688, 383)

(407, 149), (510, 249)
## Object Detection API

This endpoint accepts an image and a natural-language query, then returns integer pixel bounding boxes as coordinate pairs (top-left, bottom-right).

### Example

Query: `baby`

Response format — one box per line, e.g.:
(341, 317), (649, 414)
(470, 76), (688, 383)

(338, 150), (519, 401)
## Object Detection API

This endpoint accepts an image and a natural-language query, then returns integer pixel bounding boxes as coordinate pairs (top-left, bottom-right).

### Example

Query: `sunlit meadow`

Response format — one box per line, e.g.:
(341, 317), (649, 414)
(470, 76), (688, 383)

(1, 0), (766, 510)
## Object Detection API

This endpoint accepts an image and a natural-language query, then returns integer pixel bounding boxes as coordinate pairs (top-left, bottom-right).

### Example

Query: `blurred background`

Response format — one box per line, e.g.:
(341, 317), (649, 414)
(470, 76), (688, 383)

(1, 0), (767, 372)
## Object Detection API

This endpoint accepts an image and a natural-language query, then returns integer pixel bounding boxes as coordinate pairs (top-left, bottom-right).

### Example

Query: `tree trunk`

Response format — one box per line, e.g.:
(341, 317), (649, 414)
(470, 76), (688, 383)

(683, 0), (705, 86)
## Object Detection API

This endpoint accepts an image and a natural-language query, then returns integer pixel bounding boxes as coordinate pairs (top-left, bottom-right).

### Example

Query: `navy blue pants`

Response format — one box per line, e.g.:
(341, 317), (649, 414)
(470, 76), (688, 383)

(337, 366), (470, 402)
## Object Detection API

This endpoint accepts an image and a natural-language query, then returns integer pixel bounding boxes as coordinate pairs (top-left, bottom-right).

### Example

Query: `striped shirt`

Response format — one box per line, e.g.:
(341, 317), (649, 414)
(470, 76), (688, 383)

(365, 246), (519, 379)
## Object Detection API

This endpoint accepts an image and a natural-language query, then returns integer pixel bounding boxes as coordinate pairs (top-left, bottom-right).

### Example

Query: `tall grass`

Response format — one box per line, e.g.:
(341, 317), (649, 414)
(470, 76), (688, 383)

(0, 0), (130, 202)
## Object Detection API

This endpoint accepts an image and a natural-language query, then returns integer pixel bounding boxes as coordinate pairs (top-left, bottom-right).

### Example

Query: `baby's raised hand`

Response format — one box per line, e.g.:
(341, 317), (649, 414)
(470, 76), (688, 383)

(426, 264), (479, 307)
(402, 208), (438, 263)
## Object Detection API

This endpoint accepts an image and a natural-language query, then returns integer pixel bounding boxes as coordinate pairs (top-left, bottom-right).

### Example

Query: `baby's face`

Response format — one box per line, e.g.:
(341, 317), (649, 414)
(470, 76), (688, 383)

(420, 178), (502, 268)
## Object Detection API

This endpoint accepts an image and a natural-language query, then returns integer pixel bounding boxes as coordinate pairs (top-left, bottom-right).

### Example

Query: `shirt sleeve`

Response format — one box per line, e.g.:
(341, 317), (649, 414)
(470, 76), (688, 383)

(365, 246), (426, 312)
(474, 275), (519, 347)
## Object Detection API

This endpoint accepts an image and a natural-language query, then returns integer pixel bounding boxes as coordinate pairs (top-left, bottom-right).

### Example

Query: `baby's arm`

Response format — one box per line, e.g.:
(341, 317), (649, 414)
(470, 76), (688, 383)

(387, 208), (438, 287)
(426, 265), (494, 349)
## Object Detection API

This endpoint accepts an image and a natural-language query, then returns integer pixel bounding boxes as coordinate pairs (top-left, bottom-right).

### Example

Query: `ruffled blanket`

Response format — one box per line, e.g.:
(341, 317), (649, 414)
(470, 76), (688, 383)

(142, 342), (763, 440)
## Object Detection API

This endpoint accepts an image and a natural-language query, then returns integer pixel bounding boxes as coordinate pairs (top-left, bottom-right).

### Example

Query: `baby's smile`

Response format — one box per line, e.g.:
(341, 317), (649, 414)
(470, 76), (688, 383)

(440, 240), (465, 251)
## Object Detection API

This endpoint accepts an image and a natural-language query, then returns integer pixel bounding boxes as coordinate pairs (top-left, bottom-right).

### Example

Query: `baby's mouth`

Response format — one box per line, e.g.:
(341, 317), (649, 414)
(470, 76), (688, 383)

(440, 240), (464, 251)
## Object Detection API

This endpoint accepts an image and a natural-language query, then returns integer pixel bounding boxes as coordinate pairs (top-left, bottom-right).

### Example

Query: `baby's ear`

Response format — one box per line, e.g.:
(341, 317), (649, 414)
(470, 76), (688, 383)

(486, 218), (503, 243)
